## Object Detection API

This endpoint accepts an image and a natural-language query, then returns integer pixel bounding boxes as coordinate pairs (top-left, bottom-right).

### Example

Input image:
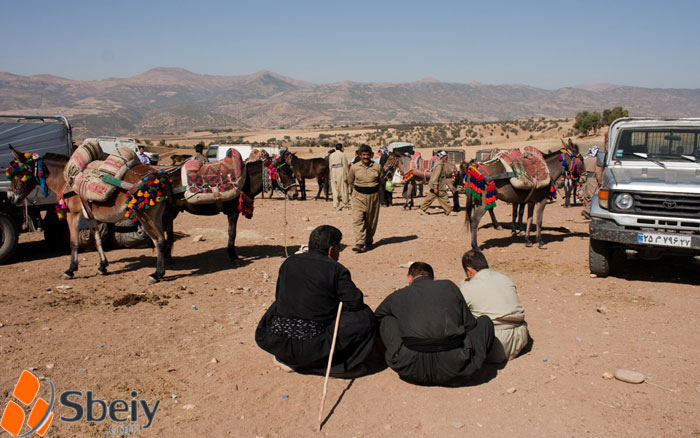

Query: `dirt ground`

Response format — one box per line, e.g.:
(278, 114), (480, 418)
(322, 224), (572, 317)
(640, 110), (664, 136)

(1, 165), (700, 437)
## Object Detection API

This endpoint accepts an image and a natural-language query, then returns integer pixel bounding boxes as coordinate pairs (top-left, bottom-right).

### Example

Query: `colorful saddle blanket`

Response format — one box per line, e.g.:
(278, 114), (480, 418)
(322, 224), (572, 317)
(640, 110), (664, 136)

(183, 148), (245, 205)
(64, 142), (140, 202)
(497, 146), (550, 190)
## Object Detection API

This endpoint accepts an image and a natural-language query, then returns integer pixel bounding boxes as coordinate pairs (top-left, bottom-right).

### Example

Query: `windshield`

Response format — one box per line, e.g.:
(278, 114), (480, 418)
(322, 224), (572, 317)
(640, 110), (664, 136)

(206, 146), (218, 159)
(613, 129), (700, 162)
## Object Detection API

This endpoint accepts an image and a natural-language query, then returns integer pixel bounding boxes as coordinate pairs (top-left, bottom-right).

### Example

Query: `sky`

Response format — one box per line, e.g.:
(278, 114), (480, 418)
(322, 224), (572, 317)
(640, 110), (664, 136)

(2, 0), (700, 90)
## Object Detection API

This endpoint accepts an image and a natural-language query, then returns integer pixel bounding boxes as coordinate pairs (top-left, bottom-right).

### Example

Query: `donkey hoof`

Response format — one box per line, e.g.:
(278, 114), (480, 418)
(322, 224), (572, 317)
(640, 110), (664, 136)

(524, 241), (533, 248)
(147, 275), (159, 285)
(98, 267), (108, 276)
(62, 272), (74, 280)
(538, 243), (548, 250)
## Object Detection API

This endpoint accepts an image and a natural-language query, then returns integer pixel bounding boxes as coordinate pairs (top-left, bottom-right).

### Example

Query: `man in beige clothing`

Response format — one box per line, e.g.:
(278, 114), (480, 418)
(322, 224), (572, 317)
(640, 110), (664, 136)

(459, 249), (529, 363)
(582, 132), (608, 219)
(348, 144), (382, 253)
(329, 143), (350, 210)
(420, 151), (452, 215)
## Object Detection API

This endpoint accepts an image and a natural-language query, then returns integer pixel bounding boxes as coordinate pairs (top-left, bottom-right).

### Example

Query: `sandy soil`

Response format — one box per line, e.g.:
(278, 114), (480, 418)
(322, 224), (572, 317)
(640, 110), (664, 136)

(1, 173), (699, 437)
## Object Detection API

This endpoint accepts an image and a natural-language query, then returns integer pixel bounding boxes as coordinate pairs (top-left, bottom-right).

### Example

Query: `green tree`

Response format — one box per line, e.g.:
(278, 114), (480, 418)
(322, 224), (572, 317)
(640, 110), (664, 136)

(573, 111), (602, 136)
(601, 106), (629, 126)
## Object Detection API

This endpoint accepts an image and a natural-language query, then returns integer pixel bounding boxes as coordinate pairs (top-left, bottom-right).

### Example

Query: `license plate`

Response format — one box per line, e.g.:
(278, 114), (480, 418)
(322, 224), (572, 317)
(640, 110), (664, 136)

(637, 232), (692, 248)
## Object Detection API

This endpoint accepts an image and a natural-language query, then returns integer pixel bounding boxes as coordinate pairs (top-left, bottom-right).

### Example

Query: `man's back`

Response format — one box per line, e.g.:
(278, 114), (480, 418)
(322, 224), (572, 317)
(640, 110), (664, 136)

(376, 277), (475, 339)
(460, 269), (523, 321)
(275, 250), (364, 323)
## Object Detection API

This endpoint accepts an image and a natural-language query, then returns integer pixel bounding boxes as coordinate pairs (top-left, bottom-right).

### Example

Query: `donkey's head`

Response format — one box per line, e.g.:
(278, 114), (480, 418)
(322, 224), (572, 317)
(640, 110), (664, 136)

(268, 158), (299, 200)
(5, 146), (42, 204)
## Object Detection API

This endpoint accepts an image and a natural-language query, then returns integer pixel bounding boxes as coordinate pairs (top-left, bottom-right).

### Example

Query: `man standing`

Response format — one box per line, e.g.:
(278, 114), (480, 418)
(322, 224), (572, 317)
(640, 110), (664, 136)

(255, 225), (377, 375)
(137, 145), (151, 164)
(420, 150), (452, 215)
(194, 143), (208, 164)
(459, 250), (529, 363)
(378, 146), (393, 207)
(375, 262), (494, 386)
(329, 144), (350, 210)
(348, 144), (382, 252)
(581, 132), (607, 219)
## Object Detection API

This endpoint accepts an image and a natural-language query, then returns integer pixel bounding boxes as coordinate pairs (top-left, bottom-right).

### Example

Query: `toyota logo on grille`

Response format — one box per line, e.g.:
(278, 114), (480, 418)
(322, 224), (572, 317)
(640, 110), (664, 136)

(663, 200), (677, 209)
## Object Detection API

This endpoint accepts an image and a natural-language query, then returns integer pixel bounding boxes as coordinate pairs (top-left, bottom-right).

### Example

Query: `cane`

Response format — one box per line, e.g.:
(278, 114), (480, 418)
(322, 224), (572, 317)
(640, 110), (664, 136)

(318, 301), (343, 431)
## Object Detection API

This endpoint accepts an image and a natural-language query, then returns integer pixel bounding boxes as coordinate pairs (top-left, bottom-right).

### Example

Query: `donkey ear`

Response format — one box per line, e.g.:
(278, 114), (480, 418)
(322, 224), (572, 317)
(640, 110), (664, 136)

(560, 138), (568, 147)
(9, 144), (25, 162)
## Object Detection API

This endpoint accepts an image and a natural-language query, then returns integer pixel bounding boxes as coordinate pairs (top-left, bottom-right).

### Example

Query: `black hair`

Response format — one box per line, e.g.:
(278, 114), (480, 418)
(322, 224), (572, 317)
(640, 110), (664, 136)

(408, 262), (434, 280)
(308, 225), (342, 253)
(461, 249), (489, 272)
(335, 143), (343, 151)
(195, 144), (204, 153)
(358, 144), (372, 155)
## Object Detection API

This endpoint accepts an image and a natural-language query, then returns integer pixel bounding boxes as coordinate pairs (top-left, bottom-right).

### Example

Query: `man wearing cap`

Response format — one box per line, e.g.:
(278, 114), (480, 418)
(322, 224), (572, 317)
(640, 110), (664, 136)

(348, 144), (382, 252)
(329, 144), (350, 210)
(420, 151), (452, 215)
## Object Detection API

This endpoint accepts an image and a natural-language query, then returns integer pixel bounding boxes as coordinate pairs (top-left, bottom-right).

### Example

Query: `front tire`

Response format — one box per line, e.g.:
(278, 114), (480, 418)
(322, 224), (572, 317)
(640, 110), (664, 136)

(589, 238), (612, 277)
(0, 212), (20, 264)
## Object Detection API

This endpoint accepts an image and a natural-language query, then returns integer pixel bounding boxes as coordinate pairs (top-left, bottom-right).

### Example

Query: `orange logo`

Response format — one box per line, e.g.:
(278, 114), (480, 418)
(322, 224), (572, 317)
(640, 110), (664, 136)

(1, 371), (54, 437)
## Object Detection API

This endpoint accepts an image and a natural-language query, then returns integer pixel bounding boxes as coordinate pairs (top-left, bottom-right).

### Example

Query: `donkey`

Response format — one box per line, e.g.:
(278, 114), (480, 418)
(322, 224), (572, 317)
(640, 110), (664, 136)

(283, 152), (329, 201)
(166, 158), (298, 261)
(465, 145), (581, 249)
(6, 146), (172, 283)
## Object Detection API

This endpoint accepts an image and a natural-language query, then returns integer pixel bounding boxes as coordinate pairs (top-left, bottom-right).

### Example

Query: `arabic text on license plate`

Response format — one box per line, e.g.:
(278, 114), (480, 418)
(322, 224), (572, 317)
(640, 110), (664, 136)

(637, 233), (691, 248)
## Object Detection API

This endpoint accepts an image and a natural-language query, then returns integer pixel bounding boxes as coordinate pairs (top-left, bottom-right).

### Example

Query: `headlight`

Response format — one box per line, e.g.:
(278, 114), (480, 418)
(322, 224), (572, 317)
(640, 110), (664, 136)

(614, 193), (634, 210)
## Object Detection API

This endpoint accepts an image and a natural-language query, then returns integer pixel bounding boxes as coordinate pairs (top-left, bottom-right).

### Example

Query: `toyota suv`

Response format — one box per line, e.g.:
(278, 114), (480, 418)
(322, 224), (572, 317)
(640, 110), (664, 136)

(589, 118), (700, 276)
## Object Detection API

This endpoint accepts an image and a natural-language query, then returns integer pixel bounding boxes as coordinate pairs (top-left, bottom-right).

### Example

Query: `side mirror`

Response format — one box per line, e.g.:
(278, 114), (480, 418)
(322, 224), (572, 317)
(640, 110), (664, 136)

(596, 151), (606, 167)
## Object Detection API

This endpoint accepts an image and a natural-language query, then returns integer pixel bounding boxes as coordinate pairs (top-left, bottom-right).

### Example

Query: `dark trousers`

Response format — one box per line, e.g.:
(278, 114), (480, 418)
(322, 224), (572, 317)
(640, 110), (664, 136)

(380, 315), (494, 385)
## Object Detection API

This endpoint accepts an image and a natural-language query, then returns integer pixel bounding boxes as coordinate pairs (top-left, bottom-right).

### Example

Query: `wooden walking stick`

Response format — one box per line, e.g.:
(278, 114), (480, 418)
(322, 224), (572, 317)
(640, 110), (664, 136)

(318, 301), (343, 431)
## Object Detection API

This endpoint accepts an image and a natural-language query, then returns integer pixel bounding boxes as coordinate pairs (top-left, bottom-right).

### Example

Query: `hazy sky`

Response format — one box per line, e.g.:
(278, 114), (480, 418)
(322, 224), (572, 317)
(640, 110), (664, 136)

(3, 0), (699, 89)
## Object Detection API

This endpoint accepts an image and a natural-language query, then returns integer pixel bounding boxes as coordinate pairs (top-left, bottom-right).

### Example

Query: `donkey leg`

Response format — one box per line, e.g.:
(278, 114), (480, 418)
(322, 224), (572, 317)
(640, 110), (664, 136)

(470, 206), (487, 249)
(488, 207), (501, 231)
(518, 203), (526, 232)
(227, 212), (240, 261)
(63, 213), (81, 279)
(89, 220), (109, 275)
(138, 207), (167, 283)
(535, 200), (548, 249)
(524, 203), (535, 247)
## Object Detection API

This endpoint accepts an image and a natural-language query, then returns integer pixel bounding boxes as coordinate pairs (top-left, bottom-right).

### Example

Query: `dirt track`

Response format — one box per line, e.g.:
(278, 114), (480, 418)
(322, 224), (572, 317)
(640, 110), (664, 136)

(1, 179), (700, 437)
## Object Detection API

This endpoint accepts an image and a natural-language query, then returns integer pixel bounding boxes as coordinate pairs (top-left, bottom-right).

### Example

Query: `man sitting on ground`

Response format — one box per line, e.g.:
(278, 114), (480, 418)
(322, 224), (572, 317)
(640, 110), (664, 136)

(375, 262), (494, 385)
(459, 250), (529, 363)
(255, 225), (377, 375)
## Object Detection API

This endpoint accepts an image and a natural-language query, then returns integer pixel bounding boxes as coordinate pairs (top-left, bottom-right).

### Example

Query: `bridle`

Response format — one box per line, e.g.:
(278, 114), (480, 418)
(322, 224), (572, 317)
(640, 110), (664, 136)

(273, 161), (299, 191)
(6, 153), (49, 197)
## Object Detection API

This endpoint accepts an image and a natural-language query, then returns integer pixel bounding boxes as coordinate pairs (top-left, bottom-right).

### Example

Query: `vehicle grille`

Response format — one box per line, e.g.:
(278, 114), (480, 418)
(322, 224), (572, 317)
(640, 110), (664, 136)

(631, 192), (700, 218)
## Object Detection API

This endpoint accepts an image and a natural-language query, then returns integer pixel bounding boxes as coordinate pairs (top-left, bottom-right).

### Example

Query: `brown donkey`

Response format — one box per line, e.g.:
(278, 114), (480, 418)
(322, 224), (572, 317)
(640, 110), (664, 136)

(465, 146), (581, 249)
(6, 147), (172, 283)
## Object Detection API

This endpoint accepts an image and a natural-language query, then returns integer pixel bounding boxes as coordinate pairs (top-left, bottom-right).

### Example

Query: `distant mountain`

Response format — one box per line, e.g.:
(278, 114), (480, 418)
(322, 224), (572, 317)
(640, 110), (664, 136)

(1, 68), (699, 138)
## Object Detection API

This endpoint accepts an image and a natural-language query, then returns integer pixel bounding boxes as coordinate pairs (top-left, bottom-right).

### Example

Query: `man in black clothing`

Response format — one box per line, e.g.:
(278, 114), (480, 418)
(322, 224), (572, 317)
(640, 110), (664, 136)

(375, 262), (494, 385)
(255, 225), (377, 375)
(378, 146), (393, 207)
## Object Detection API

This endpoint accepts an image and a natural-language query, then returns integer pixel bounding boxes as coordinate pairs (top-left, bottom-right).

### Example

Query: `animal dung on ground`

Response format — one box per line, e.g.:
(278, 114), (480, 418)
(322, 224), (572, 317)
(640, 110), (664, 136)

(506, 387), (517, 394)
(614, 369), (645, 384)
(192, 234), (205, 242)
(398, 261), (414, 268)
(602, 372), (614, 380)
(597, 305), (608, 314)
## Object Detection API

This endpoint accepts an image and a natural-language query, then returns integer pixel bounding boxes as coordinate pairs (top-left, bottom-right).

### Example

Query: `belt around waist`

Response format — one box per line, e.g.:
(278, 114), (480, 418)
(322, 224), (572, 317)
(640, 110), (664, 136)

(586, 171), (595, 176)
(354, 185), (379, 194)
(331, 164), (343, 168)
(402, 334), (465, 353)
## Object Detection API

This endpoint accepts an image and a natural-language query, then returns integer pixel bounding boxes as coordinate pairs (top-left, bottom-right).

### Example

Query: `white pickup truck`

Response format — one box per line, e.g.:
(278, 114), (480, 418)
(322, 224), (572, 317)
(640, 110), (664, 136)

(85, 136), (159, 165)
(589, 118), (700, 276)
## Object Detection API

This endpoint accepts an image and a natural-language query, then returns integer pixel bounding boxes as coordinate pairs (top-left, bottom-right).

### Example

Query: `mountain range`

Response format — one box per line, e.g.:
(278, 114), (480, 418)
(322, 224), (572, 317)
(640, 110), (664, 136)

(2, 67), (700, 138)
